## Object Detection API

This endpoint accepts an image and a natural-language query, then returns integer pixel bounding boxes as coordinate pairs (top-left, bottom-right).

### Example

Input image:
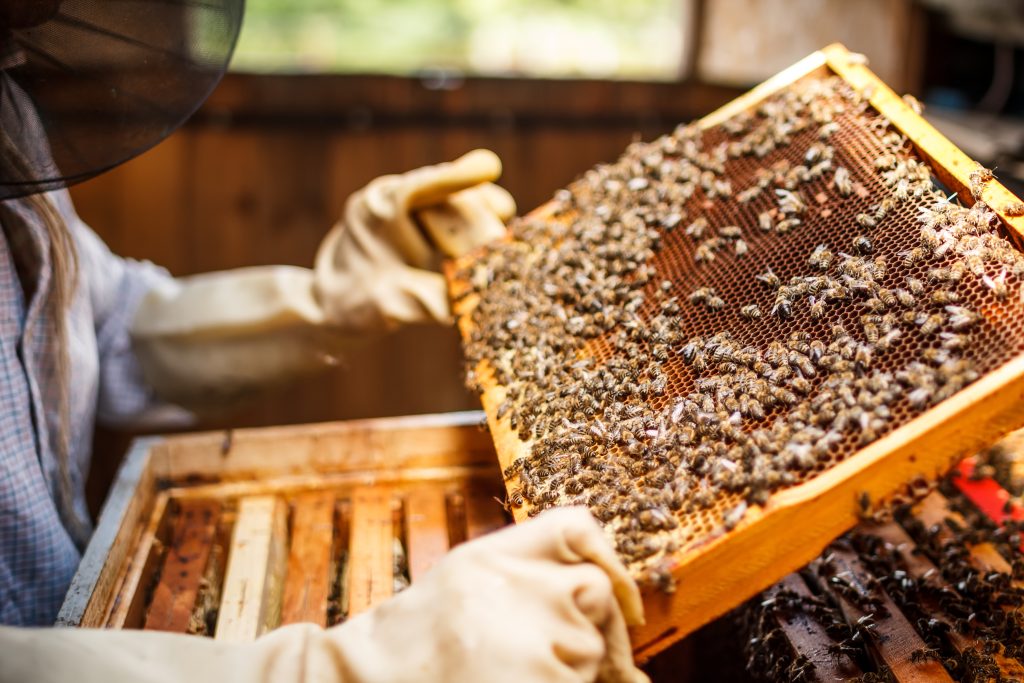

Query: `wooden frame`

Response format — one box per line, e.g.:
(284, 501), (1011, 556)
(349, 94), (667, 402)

(446, 43), (1024, 661)
(57, 412), (507, 631)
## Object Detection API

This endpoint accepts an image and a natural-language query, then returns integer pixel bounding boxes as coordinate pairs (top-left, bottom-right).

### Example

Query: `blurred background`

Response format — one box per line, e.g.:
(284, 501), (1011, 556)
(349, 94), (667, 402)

(78, 0), (1024, 510)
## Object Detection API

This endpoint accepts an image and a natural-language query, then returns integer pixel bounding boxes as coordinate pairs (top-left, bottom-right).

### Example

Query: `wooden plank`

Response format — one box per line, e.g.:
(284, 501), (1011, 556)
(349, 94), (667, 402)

(152, 411), (495, 481)
(214, 496), (288, 642)
(280, 492), (336, 626)
(404, 488), (450, 582)
(104, 492), (171, 628)
(164, 465), (486, 502)
(331, 499), (351, 626)
(769, 574), (862, 679)
(465, 489), (508, 540)
(144, 500), (220, 632)
(57, 437), (161, 627)
(913, 492), (1014, 574)
(816, 546), (953, 682)
(871, 521), (1024, 679)
(346, 488), (395, 615)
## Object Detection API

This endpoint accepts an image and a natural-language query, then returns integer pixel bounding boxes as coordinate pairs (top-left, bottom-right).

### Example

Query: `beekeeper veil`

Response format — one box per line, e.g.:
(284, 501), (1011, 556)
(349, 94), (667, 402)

(0, 0), (243, 200)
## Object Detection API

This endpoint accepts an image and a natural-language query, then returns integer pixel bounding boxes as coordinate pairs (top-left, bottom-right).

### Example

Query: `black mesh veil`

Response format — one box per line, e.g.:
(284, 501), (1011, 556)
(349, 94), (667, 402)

(0, 0), (243, 200)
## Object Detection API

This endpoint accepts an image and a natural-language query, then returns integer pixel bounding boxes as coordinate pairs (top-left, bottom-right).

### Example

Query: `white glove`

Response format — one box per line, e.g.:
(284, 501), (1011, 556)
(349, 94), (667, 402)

(130, 150), (514, 410)
(0, 509), (648, 683)
(313, 148), (513, 332)
(330, 506), (648, 683)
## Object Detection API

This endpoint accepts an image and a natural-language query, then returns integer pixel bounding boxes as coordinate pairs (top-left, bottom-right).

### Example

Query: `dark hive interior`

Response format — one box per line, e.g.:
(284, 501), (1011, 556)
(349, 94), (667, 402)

(741, 482), (1024, 682)
(455, 72), (1024, 586)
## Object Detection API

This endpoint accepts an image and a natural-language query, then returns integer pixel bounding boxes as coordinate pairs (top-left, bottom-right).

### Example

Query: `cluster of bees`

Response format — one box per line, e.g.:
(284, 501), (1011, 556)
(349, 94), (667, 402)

(456, 74), (1024, 583)
(743, 490), (1024, 682)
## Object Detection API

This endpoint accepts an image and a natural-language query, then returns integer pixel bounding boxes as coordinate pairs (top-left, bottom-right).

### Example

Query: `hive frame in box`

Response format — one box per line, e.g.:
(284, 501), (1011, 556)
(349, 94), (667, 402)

(447, 43), (1024, 661)
(57, 411), (508, 632)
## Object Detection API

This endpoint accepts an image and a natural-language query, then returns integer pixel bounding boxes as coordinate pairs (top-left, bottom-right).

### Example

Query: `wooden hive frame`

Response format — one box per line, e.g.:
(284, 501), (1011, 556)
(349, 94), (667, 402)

(58, 412), (510, 633)
(746, 459), (1024, 681)
(446, 43), (1024, 661)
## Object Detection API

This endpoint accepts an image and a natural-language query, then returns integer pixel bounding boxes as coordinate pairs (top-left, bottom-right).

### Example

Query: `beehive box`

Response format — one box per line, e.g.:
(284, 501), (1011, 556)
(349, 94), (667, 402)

(57, 412), (509, 634)
(448, 42), (1024, 660)
(743, 460), (1024, 681)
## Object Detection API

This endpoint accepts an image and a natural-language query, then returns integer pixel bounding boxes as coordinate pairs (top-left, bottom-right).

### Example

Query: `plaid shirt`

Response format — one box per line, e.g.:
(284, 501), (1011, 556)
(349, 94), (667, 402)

(0, 190), (178, 626)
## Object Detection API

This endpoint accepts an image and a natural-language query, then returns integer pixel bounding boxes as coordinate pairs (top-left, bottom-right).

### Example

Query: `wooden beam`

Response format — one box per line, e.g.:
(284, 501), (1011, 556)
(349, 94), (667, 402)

(280, 492), (336, 626)
(770, 574), (862, 679)
(870, 520), (1024, 678)
(214, 496), (288, 642)
(57, 437), (161, 627)
(104, 492), (171, 629)
(913, 492), (1015, 574)
(404, 488), (450, 582)
(143, 499), (219, 632)
(346, 488), (396, 615)
(815, 547), (953, 682)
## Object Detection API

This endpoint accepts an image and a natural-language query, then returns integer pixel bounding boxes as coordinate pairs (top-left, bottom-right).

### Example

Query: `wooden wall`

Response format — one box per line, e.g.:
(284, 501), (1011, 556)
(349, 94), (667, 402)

(71, 74), (741, 469)
(72, 15), (932, 509)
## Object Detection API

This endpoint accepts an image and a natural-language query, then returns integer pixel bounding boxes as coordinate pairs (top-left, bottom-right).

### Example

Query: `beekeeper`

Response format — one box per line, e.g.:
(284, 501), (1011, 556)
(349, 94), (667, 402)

(0, 1), (647, 681)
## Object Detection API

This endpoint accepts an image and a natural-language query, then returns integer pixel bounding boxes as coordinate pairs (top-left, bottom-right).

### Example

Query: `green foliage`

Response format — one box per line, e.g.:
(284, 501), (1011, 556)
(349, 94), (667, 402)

(232, 0), (683, 79)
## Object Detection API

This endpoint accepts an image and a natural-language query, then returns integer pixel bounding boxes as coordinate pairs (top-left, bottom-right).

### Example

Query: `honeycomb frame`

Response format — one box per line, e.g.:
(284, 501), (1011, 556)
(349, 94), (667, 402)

(446, 43), (1024, 661)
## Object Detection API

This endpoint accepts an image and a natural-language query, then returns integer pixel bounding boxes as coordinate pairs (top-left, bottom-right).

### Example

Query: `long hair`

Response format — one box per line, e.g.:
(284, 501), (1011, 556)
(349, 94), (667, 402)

(0, 128), (88, 545)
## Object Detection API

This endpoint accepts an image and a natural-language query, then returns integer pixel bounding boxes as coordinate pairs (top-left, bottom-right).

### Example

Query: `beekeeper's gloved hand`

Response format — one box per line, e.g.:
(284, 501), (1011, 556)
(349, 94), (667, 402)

(315, 148), (513, 331)
(0, 508), (648, 683)
(331, 506), (648, 683)
(130, 150), (513, 410)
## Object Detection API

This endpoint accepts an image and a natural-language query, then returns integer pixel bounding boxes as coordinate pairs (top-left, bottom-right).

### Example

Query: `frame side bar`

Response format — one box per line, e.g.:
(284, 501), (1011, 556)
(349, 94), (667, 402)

(57, 436), (163, 626)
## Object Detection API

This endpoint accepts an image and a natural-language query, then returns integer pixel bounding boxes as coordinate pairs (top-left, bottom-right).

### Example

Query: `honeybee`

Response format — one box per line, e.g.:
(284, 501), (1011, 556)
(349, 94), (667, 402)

(853, 236), (874, 255)
(916, 312), (944, 335)
(736, 185), (762, 203)
(758, 211), (774, 232)
(804, 142), (834, 164)
(756, 268), (781, 289)
(771, 297), (793, 320)
(833, 166), (853, 197)
(809, 159), (834, 180)
(776, 217), (802, 234)
(945, 305), (980, 331)
(853, 213), (877, 230)
(939, 331), (967, 350)
(719, 225), (743, 239)
(1003, 202), (1024, 217)
(899, 247), (927, 266)
(875, 197), (898, 220)
(735, 239), (749, 257)
(686, 217), (709, 239)
(776, 189), (807, 215)
(893, 288), (916, 308)
(906, 277), (925, 295)
(689, 286), (715, 304)
(968, 164), (994, 199)
(874, 154), (898, 170)
(808, 244), (834, 271)
(930, 289), (961, 305)
(695, 242), (717, 263)
(981, 270), (1008, 299)
(819, 121), (840, 139)
(876, 328), (902, 351)
(740, 304), (762, 320)
(809, 297), (827, 320)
